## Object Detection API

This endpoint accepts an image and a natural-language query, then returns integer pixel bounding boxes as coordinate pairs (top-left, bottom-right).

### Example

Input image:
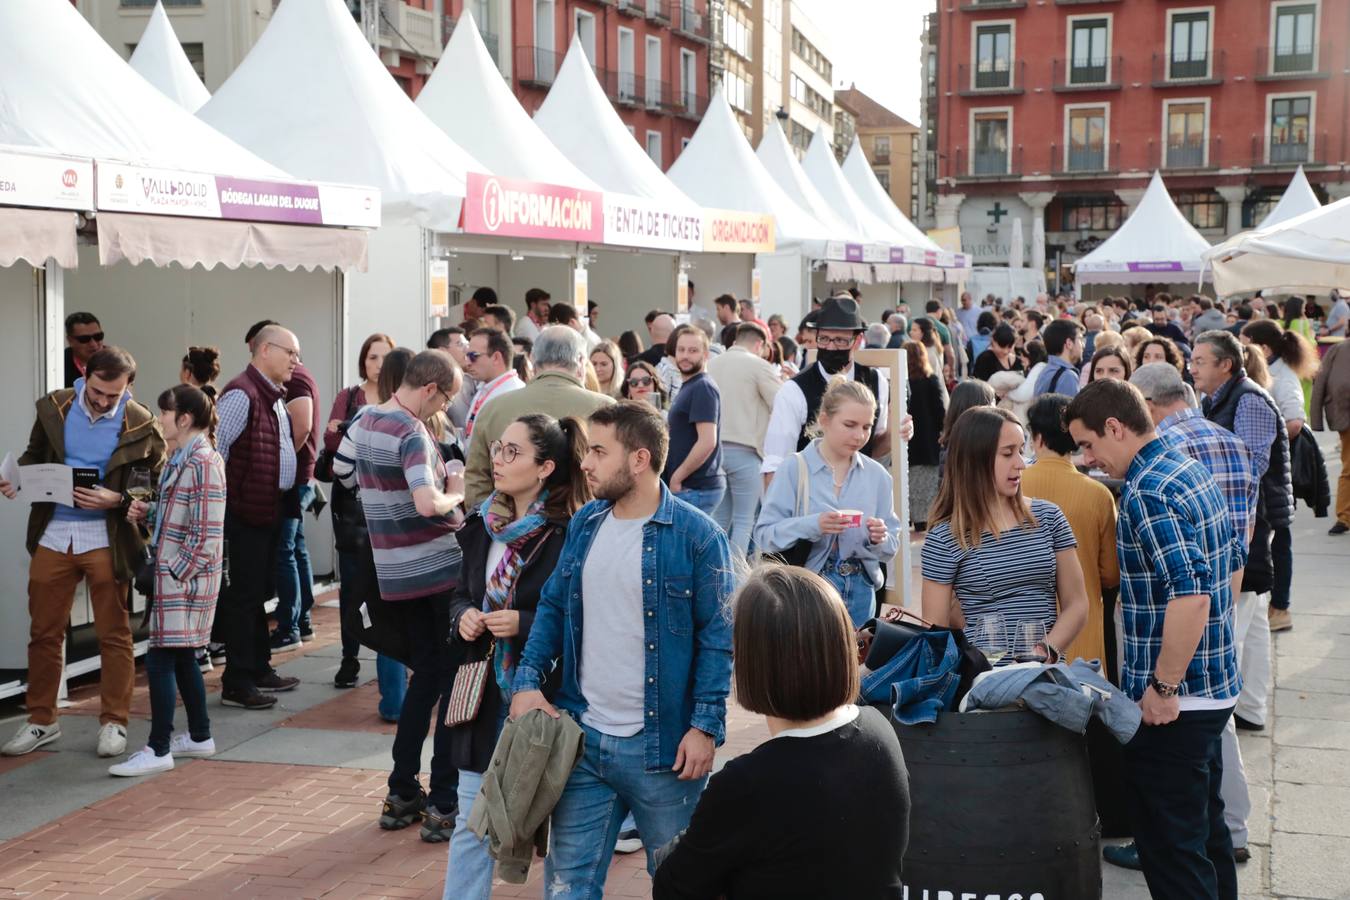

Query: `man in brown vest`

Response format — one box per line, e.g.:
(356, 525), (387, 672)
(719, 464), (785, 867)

(214, 323), (304, 709)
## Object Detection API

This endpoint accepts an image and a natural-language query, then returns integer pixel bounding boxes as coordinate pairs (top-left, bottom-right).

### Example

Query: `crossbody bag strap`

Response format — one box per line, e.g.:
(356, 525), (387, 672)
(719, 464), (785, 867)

(795, 452), (809, 517)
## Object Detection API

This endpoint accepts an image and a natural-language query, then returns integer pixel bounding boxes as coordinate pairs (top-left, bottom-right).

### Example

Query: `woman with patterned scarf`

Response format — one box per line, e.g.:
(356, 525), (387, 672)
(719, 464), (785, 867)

(441, 413), (592, 899)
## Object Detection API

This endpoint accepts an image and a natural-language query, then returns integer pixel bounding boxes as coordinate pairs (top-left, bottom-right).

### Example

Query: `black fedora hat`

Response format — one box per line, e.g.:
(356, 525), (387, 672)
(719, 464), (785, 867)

(814, 296), (865, 332)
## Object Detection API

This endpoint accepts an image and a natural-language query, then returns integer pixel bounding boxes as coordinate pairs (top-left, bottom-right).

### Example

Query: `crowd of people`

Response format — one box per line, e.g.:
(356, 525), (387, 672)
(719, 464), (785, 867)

(0, 279), (1344, 899)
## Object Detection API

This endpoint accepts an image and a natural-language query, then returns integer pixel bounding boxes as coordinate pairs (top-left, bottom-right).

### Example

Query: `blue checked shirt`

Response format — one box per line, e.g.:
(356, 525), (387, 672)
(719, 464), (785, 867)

(1157, 407), (1257, 551)
(1116, 438), (1242, 703)
(1207, 377), (1278, 482)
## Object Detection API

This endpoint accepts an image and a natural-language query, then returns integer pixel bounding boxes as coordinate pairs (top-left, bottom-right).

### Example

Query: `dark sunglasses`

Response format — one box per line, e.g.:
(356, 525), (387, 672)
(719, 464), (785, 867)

(72, 332), (105, 344)
(628, 376), (654, 388)
(466, 350), (485, 363)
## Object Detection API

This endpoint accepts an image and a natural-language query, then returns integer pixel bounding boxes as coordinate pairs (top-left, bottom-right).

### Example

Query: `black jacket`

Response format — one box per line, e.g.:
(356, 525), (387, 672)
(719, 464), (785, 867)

(447, 512), (567, 773)
(1291, 426), (1331, 517)
(1205, 374), (1294, 530)
(907, 375), (946, 467)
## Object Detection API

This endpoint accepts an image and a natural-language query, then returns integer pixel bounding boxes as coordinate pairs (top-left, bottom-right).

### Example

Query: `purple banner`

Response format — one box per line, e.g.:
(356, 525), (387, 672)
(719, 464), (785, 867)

(889, 247), (905, 264)
(216, 176), (323, 225)
(1127, 261), (1185, 273)
(845, 243), (864, 262)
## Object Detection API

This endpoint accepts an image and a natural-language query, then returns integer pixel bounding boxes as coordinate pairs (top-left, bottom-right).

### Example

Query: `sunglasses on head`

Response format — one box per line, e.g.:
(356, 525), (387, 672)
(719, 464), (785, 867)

(72, 332), (105, 344)
(628, 376), (654, 387)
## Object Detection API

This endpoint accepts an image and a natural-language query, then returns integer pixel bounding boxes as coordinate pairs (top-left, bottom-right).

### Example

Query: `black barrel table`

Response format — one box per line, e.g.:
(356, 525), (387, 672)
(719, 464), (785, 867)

(874, 703), (1103, 900)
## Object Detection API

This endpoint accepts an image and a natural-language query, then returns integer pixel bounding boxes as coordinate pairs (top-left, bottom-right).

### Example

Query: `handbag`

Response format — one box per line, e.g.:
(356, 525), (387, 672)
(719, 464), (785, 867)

(445, 641), (495, 727)
(768, 453), (814, 568)
(133, 544), (156, 600)
(314, 386), (360, 483)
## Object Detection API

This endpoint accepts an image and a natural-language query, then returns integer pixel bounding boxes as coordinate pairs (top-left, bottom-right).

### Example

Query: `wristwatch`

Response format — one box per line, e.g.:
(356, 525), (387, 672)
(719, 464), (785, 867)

(1148, 674), (1180, 698)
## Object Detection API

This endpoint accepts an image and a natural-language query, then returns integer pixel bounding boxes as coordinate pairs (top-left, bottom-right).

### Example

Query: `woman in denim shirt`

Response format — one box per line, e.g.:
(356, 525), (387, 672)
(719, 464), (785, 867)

(755, 378), (903, 627)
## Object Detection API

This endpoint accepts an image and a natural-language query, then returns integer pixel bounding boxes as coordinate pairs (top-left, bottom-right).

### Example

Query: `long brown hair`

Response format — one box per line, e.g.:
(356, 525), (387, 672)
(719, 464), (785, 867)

(930, 406), (1036, 549)
(1242, 319), (1319, 380)
(516, 414), (592, 520)
(902, 339), (931, 380)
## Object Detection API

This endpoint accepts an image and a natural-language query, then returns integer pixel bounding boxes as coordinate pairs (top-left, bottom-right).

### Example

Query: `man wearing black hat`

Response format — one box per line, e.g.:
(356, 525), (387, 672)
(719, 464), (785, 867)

(762, 296), (891, 485)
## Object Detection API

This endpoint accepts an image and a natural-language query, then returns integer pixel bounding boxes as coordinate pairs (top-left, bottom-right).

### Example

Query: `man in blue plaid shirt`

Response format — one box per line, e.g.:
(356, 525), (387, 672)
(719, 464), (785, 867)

(1067, 380), (1241, 900)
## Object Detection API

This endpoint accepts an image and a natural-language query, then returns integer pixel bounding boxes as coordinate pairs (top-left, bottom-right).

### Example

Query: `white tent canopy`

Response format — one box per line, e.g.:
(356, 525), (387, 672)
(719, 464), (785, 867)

(199, 0), (483, 231)
(667, 89), (832, 247)
(755, 125), (854, 239)
(1256, 166), (1322, 231)
(1, 0), (281, 177)
(418, 13), (598, 190)
(1075, 171), (1212, 285)
(129, 1), (211, 113)
(801, 128), (911, 249)
(1205, 194), (1350, 295)
(534, 37), (691, 206)
(842, 138), (941, 253)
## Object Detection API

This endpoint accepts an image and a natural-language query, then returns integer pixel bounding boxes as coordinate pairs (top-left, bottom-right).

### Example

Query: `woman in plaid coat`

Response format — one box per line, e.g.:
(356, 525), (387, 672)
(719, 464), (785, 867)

(110, 385), (226, 777)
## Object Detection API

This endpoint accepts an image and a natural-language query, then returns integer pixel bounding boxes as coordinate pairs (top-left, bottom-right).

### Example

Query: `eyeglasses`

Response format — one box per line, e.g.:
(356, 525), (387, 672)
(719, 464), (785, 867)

(71, 332), (105, 344)
(489, 441), (525, 464)
(466, 350), (485, 363)
(815, 336), (856, 350)
(627, 376), (654, 388)
(266, 342), (302, 363)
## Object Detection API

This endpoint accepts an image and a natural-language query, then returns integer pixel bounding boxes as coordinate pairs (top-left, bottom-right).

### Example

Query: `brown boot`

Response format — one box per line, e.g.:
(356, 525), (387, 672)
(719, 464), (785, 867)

(1268, 607), (1293, 633)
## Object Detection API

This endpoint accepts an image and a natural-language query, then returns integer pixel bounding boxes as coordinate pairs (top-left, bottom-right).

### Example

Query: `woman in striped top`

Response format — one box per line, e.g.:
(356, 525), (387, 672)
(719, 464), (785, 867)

(921, 407), (1088, 663)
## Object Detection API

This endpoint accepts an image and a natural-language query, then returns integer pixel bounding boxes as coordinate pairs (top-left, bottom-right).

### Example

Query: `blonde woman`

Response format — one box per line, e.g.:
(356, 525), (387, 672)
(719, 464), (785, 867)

(754, 378), (902, 627)
(590, 340), (625, 398)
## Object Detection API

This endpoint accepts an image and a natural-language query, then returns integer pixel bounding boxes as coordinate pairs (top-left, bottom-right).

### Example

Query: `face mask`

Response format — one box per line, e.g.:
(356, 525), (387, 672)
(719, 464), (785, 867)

(817, 349), (852, 374)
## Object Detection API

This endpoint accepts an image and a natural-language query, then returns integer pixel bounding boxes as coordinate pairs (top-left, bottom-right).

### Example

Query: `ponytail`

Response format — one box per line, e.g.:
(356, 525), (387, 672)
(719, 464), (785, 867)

(157, 383), (218, 446)
(1241, 319), (1320, 381)
(517, 413), (593, 519)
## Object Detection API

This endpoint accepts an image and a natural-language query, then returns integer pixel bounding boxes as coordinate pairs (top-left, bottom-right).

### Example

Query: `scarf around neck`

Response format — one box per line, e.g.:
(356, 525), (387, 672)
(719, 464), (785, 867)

(478, 490), (551, 692)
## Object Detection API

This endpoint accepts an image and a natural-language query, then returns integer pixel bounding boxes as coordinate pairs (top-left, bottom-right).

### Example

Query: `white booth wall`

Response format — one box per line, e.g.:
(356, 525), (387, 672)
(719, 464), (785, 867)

(587, 249), (679, 340)
(62, 245), (345, 578)
(348, 224), (431, 368)
(0, 263), (47, 671)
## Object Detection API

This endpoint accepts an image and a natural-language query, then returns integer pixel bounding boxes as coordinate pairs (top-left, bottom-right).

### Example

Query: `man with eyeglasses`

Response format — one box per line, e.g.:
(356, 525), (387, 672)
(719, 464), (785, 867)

(461, 327), (524, 448)
(213, 322), (305, 710)
(63, 311), (104, 388)
(1, 347), (165, 759)
(762, 296), (891, 487)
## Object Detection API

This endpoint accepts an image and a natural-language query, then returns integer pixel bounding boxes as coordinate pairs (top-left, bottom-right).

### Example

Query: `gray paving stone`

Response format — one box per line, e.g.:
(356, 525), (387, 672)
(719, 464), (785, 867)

(213, 725), (423, 773)
(1273, 783), (1350, 837)
(1274, 632), (1350, 660)
(1276, 717), (1350, 751)
(1240, 732), (1274, 786)
(1274, 746), (1350, 787)
(1275, 655), (1350, 683)
(1271, 832), (1350, 899)
(1275, 688), (1350, 721)
(1287, 613), (1350, 637)
(1278, 674), (1350, 697)
(1247, 782), (1272, 845)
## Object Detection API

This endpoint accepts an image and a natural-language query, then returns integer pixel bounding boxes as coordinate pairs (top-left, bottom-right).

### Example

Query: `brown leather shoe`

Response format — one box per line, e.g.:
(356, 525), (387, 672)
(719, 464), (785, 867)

(1268, 607), (1293, 633)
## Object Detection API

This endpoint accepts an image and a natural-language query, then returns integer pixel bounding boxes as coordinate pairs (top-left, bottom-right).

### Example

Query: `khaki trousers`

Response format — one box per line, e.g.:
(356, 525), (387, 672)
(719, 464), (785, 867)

(26, 545), (133, 727)
(1337, 430), (1350, 526)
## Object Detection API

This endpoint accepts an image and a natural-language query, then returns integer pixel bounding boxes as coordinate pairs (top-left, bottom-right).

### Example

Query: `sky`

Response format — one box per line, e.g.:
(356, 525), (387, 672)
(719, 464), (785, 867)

(794, 0), (937, 126)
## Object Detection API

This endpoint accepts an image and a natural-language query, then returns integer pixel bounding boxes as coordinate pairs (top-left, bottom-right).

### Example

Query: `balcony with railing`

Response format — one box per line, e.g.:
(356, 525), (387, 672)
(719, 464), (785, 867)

(376, 0), (443, 61)
(121, 0), (200, 6)
(872, 148), (891, 165)
(1151, 49), (1225, 86)
(617, 0), (645, 15)
(1256, 41), (1331, 80)
(645, 0), (671, 23)
(674, 4), (711, 42)
(443, 15), (500, 62)
(676, 89), (707, 119)
(953, 145), (1023, 180)
(957, 60), (1025, 96)
(515, 45), (562, 87)
(1143, 136), (1221, 171)
(1052, 56), (1123, 91)
(958, 0), (1026, 9)
(1253, 130), (1327, 167)
(1049, 141), (1120, 175)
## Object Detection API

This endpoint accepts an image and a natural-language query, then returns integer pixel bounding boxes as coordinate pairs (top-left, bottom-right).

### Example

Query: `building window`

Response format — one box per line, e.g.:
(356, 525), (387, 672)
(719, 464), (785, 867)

(1069, 18), (1109, 85)
(873, 135), (891, 163)
(791, 28), (831, 81)
(789, 75), (832, 120)
(645, 36), (662, 106)
(646, 131), (663, 167)
(533, 0), (556, 81)
(1169, 12), (1210, 80)
(1067, 107), (1106, 171)
(574, 10), (596, 67)
(617, 28), (636, 101)
(1270, 95), (1311, 163)
(1273, 3), (1316, 73)
(723, 11), (752, 61)
(790, 119), (812, 154)
(1061, 195), (1126, 232)
(1165, 101), (1206, 168)
(973, 111), (1010, 175)
(1174, 190), (1225, 230)
(1243, 189), (1283, 228)
(680, 48), (697, 111)
(974, 24), (1012, 89)
(874, 168), (891, 192)
(726, 71), (750, 114)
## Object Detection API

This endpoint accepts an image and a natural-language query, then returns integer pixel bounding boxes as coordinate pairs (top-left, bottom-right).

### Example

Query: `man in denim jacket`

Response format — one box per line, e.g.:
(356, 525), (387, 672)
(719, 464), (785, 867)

(511, 400), (734, 895)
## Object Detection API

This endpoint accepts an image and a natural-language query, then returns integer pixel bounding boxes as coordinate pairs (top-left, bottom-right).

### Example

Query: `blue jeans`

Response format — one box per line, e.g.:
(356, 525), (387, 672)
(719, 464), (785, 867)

(146, 647), (210, 756)
(712, 445), (762, 557)
(273, 483), (316, 637)
(822, 561), (877, 628)
(544, 723), (707, 898)
(443, 702), (509, 900)
(377, 655), (407, 721)
(675, 484), (725, 519)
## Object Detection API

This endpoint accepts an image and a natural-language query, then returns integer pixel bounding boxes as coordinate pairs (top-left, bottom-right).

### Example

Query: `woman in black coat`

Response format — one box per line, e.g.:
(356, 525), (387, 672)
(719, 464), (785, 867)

(441, 414), (592, 900)
(903, 340), (947, 531)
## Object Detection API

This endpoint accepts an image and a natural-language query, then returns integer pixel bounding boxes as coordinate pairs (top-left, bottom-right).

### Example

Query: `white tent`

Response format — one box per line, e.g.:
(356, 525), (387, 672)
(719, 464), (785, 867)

(667, 89), (832, 247)
(842, 138), (942, 254)
(801, 128), (907, 251)
(418, 13), (598, 190)
(534, 37), (692, 206)
(1074, 172), (1212, 285)
(1205, 195), (1350, 295)
(128, 1), (211, 113)
(755, 124), (854, 239)
(199, 0), (482, 232)
(1256, 166), (1322, 231)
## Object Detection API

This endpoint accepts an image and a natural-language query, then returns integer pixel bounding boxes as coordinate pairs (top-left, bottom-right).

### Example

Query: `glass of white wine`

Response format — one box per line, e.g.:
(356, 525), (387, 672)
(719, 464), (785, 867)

(126, 468), (154, 505)
(974, 612), (1009, 666)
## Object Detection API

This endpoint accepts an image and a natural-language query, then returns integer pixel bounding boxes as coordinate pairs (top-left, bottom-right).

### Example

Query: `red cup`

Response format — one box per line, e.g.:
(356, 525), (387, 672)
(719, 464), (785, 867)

(837, 509), (864, 528)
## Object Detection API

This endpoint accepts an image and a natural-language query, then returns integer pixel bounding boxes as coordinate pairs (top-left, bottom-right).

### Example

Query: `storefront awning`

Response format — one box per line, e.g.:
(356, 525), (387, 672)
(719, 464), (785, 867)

(0, 208), (79, 268)
(96, 212), (368, 272)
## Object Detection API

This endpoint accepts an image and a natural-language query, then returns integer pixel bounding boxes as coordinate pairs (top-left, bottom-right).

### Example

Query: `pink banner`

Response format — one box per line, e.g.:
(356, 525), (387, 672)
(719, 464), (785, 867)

(461, 172), (603, 242)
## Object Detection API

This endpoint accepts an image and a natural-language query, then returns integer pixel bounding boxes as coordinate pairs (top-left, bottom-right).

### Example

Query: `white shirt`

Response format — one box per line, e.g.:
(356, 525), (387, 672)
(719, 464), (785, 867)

(773, 705), (860, 740)
(760, 362), (890, 474)
(1268, 359), (1306, 424)
(513, 315), (543, 341)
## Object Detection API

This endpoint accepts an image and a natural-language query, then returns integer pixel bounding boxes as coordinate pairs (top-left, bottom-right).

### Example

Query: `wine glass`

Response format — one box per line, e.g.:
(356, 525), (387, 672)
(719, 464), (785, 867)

(1015, 621), (1049, 663)
(974, 612), (1008, 665)
(126, 468), (154, 505)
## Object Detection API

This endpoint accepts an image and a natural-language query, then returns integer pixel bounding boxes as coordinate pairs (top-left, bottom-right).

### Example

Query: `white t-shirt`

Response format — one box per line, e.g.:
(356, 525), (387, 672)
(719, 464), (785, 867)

(579, 512), (651, 736)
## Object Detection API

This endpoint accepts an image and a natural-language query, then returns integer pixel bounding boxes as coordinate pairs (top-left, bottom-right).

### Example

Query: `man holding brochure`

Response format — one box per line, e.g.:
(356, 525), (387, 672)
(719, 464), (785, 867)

(0, 347), (165, 758)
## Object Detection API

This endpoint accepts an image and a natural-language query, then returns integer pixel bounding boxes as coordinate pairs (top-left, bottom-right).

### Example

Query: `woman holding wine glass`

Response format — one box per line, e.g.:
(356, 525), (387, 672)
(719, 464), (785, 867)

(111, 384), (226, 776)
(920, 406), (1088, 664)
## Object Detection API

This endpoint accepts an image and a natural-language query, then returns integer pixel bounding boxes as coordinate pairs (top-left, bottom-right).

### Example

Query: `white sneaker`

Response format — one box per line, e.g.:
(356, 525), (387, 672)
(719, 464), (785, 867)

(96, 723), (127, 758)
(1, 721), (61, 756)
(169, 733), (216, 758)
(108, 746), (173, 777)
